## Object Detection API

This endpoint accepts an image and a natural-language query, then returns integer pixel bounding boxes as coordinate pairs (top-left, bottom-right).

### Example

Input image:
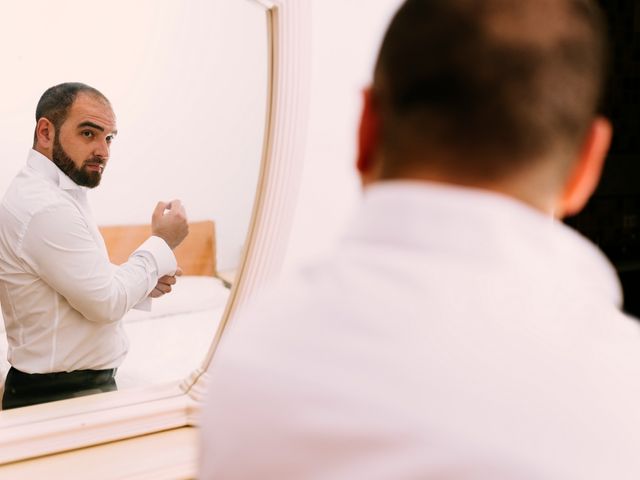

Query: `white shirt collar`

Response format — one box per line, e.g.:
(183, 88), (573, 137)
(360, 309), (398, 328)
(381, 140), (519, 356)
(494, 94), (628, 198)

(348, 180), (622, 307)
(26, 148), (85, 192)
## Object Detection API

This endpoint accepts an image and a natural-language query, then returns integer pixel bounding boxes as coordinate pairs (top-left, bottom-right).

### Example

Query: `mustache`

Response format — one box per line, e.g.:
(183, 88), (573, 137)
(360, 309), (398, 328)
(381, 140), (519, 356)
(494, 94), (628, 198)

(82, 157), (106, 167)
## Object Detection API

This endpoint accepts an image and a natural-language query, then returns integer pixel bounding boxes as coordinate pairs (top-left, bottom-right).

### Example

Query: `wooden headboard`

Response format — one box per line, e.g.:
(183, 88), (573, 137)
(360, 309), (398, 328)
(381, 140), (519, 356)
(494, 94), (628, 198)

(99, 220), (217, 277)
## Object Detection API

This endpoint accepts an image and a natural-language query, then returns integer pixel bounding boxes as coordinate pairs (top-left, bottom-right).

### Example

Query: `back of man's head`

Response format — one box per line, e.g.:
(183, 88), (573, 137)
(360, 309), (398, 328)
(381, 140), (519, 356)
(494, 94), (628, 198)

(373, 0), (607, 185)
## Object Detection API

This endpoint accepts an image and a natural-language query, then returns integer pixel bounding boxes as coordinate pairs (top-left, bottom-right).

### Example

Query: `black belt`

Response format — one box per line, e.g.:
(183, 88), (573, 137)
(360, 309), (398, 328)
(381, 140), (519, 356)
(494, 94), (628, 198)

(2, 366), (118, 410)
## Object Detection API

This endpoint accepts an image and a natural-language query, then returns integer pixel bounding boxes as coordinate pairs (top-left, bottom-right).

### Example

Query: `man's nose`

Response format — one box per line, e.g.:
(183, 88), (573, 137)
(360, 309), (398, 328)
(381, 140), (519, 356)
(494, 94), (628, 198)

(94, 140), (110, 159)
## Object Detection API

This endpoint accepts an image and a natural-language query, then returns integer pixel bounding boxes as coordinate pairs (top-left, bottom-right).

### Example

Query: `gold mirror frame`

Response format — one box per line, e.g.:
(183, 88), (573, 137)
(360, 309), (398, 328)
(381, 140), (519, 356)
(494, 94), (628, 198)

(0, 0), (311, 466)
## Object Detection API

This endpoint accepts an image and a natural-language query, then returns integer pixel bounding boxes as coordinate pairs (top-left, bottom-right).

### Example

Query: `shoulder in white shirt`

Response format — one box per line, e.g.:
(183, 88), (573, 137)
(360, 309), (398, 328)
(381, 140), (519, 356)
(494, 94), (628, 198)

(200, 181), (640, 480)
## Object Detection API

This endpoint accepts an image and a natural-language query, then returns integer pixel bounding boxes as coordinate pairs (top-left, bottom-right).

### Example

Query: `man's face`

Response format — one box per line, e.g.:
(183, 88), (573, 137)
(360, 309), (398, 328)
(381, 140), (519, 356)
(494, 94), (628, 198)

(52, 93), (118, 188)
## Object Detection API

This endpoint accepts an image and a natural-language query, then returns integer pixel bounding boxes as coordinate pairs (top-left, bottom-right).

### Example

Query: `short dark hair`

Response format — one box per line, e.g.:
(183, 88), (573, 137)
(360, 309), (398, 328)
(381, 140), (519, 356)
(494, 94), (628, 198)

(373, 0), (608, 181)
(33, 82), (109, 146)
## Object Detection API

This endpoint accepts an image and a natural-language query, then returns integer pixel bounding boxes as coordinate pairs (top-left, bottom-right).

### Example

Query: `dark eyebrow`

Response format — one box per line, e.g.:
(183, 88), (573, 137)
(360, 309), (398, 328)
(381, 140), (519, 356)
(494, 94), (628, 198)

(78, 121), (104, 131)
(77, 121), (118, 136)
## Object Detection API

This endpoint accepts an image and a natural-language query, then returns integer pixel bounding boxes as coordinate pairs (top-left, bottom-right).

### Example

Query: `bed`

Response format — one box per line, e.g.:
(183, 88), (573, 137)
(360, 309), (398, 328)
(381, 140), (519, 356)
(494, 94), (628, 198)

(99, 220), (230, 388)
(0, 221), (230, 394)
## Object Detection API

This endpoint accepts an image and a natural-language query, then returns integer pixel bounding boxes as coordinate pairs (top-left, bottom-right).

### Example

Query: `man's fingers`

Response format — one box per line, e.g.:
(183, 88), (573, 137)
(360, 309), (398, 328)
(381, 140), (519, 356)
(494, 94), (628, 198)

(152, 201), (168, 221)
(166, 199), (182, 213)
(149, 288), (164, 298)
(155, 283), (172, 294)
(158, 275), (177, 286)
(167, 199), (188, 221)
(149, 278), (174, 297)
(150, 271), (180, 298)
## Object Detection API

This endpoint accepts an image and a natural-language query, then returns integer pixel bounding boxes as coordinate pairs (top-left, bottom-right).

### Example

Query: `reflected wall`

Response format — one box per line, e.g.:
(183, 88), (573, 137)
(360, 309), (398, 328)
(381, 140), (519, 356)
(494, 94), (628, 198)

(0, 0), (267, 271)
(0, 0), (268, 399)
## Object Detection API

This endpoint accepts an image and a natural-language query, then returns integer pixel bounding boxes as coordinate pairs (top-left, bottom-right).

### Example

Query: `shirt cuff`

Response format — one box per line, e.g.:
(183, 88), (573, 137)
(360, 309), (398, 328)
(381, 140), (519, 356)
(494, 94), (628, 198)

(134, 235), (177, 277)
(133, 297), (152, 312)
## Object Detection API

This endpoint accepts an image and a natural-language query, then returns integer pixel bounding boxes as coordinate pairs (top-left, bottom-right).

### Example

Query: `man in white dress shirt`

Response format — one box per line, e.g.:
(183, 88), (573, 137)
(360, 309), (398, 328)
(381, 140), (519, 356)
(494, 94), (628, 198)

(200, 0), (640, 478)
(0, 83), (188, 409)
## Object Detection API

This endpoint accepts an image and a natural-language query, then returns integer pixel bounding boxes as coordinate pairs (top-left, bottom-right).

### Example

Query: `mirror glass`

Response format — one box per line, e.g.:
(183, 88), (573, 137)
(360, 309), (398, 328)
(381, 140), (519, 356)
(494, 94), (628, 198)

(0, 0), (268, 407)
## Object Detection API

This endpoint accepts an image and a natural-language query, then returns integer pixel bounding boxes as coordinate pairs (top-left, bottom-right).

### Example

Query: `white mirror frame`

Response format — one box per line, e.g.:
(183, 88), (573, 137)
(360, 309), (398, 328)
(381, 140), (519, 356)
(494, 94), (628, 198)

(0, 0), (310, 465)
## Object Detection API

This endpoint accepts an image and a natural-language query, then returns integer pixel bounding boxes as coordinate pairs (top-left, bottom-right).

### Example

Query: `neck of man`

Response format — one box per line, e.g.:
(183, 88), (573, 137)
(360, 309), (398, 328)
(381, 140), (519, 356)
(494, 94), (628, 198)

(370, 161), (565, 218)
(33, 144), (53, 162)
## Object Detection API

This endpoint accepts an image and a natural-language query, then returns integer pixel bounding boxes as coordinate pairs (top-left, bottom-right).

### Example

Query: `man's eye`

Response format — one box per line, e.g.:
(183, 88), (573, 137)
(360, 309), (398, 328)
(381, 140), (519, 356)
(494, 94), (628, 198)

(81, 131), (93, 138)
(106, 135), (114, 143)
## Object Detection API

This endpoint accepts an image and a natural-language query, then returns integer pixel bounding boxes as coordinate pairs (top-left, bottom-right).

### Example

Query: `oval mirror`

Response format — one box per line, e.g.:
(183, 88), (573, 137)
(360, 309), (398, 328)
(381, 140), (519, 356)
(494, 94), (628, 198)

(0, 0), (265, 401)
(0, 0), (309, 466)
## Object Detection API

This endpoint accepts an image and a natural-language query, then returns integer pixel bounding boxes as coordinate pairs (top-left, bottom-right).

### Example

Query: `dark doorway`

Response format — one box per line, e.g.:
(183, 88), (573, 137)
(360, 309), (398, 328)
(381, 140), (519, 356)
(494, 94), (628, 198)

(565, 0), (640, 317)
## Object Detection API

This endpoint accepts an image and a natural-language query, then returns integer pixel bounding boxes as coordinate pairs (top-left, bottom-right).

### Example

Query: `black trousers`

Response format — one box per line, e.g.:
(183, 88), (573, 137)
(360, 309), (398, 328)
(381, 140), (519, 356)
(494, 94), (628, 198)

(2, 366), (118, 410)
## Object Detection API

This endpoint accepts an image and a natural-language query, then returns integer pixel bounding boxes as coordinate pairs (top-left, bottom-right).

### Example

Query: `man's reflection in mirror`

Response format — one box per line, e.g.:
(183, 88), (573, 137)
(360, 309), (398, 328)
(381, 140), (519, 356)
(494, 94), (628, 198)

(0, 83), (189, 410)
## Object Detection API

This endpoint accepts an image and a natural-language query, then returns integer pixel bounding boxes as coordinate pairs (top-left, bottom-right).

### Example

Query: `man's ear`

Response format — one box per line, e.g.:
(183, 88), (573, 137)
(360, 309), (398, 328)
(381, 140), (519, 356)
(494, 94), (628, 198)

(35, 117), (55, 149)
(556, 117), (612, 218)
(356, 87), (381, 185)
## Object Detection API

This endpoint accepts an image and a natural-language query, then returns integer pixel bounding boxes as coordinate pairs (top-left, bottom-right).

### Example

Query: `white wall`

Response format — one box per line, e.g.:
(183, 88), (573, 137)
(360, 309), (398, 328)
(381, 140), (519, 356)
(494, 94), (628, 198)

(0, 0), (406, 273)
(283, 0), (404, 271)
(0, 0), (268, 271)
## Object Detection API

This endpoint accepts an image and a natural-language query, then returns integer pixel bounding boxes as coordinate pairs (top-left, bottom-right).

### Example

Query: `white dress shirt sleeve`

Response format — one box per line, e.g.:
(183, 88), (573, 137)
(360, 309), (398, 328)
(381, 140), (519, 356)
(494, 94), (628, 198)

(19, 203), (177, 324)
(134, 235), (177, 277)
(130, 236), (177, 311)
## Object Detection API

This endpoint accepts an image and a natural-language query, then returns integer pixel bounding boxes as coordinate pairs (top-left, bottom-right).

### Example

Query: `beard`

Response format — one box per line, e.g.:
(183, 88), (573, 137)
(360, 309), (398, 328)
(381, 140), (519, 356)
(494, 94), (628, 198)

(52, 135), (105, 188)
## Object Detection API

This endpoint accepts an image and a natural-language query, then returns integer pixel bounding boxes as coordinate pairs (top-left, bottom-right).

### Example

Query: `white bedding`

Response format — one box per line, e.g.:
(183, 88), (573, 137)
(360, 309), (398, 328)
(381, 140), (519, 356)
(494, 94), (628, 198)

(0, 276), (230, 388)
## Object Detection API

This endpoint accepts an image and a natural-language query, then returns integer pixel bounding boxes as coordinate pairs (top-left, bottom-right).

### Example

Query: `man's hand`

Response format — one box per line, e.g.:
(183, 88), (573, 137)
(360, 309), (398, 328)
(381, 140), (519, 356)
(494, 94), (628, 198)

(149, 267), (183, 298)
(151, 199), (189, 249)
